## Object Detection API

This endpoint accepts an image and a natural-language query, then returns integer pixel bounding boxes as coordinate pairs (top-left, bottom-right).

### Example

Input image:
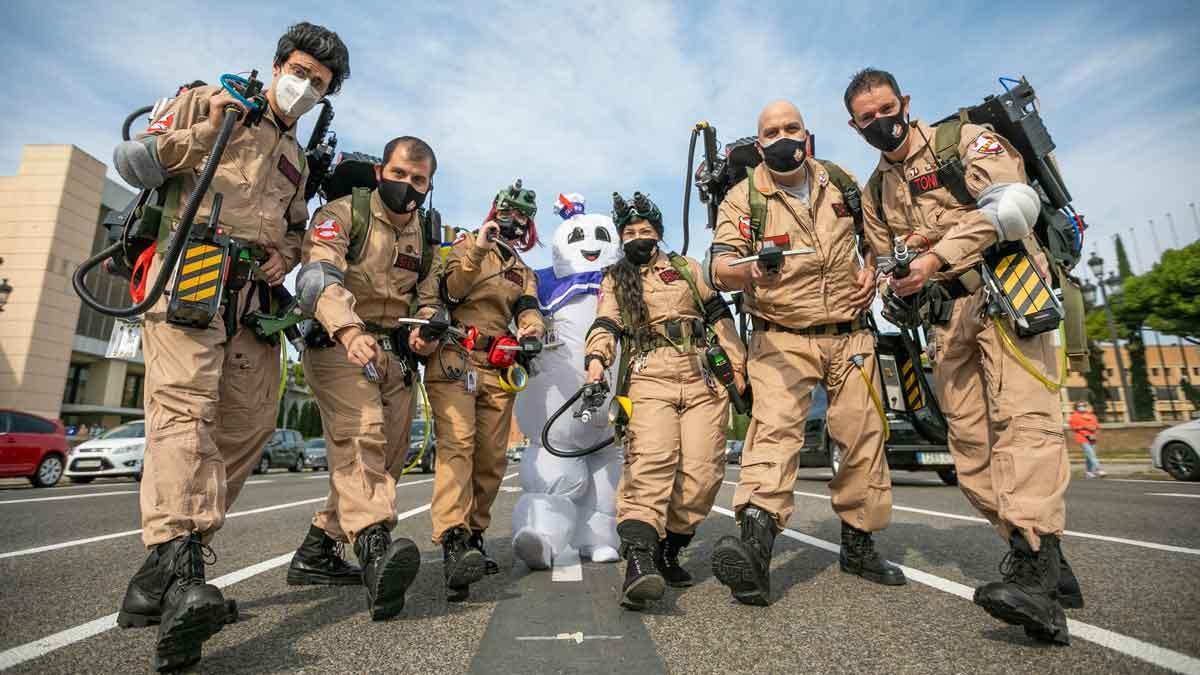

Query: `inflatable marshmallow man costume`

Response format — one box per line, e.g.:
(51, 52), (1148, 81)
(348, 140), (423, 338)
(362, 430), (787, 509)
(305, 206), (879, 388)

(512, 193), (624, 569)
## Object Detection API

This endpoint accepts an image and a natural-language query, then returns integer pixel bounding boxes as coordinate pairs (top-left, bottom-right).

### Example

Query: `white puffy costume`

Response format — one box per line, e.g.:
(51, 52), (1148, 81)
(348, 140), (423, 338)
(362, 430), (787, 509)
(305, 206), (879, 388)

(512, 194), (624, 569)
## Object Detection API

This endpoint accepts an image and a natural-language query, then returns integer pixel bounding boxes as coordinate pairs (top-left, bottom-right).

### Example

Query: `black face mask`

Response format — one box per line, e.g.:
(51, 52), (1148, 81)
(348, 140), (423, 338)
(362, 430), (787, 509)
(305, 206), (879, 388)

(496, 214), (527, 241)
(859, 110), (910, 153)
(761, 137), (807, 174)
(623, 237), (658, 265)
(378, 178), (426, 214)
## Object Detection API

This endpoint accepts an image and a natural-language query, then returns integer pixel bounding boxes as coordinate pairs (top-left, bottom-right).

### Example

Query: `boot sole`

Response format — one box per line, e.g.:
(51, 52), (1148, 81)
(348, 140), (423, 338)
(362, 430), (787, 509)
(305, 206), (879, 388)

(620, 573), (666, 610)
(368, 540), (422, 621)
(154, 593), (227, 672)
(839, 559), (908, 586)
(973, 587), (1070, 645)
(445, 549), (485, 589)
(119, 599), (238, 629)
(1059, 591), (1084, 609)
(664, 577), (695, 588)
(711, 545), (769, 606)
(287, 567), (363, 586)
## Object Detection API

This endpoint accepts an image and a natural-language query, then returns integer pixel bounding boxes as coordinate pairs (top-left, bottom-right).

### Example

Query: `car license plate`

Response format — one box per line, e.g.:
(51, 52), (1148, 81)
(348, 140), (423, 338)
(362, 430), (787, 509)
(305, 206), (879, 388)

(917, 452), (953, 466)
(75, 459), (102, 469)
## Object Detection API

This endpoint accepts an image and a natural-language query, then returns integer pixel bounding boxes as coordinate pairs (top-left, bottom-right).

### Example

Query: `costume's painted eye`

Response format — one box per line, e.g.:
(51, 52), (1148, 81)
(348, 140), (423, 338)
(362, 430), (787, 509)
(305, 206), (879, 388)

(594, 227), (611, 243)
(568, 227), (584, 244)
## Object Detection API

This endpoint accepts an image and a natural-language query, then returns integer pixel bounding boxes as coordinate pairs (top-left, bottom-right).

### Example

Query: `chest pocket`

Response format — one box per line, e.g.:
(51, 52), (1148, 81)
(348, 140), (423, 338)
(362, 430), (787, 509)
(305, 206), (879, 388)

(647, 268), (692, 318)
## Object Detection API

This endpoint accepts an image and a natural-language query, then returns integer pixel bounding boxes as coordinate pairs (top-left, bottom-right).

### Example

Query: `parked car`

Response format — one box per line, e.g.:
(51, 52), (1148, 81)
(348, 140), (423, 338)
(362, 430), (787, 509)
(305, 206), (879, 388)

(1150, 418), (1200, 481)
(405, 420), (436, 474)
(506, 438), (529, 463)
(254, 429), (307, 474)
(725, 440), (744, 464)
(301, 438), (329, 472)
(0, 409), (69, 487)
(65, 420), (145, 483)
(796, 382), (958, 486)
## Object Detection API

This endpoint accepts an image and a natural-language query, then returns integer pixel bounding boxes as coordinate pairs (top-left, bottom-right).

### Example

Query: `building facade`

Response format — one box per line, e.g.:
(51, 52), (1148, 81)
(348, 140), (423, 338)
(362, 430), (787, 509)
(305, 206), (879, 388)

(1061, 340), (1199, 422)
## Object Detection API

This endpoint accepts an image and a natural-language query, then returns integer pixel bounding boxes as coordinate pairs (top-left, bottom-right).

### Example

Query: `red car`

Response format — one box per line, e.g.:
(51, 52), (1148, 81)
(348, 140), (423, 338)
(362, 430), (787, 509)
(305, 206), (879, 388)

(0, 409), (69, 487)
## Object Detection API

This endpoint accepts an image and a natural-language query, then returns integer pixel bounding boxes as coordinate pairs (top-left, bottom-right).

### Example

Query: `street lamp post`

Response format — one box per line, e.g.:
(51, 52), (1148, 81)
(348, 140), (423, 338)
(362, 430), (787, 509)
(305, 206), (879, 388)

(1086, 252), (1136, 422)
(0, 257), (11, 312)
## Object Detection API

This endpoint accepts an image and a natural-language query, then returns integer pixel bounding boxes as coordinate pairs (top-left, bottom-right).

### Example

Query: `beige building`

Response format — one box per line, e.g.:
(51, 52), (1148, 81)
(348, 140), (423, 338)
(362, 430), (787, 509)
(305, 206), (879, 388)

(1061, 341), (1199, 422)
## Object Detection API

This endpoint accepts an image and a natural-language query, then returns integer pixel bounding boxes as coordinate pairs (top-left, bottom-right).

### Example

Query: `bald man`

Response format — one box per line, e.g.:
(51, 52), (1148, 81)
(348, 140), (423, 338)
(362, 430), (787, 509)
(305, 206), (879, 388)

(706, 100), (906, 606)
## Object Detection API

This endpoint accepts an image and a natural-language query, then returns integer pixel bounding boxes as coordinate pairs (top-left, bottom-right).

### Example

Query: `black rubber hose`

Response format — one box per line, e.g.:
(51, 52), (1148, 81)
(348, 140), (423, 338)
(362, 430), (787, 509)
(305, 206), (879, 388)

(121, 105), (154, 142)
(680, 128), (699, 257)
(541, 386), (615, 458)
(901, 325), (949, 444)
(73, 110), (240, 317)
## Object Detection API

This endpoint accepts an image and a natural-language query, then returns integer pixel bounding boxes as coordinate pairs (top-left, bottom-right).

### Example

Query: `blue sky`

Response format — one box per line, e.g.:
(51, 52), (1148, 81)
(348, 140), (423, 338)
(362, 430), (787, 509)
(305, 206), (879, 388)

(2, 0), (1198, 278)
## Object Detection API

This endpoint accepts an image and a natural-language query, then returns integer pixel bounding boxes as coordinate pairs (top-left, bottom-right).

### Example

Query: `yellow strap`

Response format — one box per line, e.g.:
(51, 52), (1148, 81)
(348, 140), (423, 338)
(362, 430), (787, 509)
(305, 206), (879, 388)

(855, 362), (891, 441)
(277, 343), (286, 402)
(401, 380), (433, 476)
(993, 320), (1068, 393)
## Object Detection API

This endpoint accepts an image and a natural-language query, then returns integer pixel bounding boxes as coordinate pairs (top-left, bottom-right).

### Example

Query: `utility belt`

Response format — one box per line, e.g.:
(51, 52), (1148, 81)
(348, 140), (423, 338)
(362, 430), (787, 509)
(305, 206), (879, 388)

(305, 321), (413, 358)
(629, 318), (707, 354)
(751, 314), (868, 337)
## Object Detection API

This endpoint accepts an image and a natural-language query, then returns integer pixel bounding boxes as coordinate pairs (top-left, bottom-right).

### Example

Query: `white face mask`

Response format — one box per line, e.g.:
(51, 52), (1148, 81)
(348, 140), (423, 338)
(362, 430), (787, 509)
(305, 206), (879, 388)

(273, 73), (321, 118)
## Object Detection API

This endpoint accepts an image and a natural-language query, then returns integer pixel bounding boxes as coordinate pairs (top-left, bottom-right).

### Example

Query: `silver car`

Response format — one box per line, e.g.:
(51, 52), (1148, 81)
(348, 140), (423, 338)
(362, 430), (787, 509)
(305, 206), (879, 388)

(1150, 418), (1200, 481)
(302, 438), (329, 472)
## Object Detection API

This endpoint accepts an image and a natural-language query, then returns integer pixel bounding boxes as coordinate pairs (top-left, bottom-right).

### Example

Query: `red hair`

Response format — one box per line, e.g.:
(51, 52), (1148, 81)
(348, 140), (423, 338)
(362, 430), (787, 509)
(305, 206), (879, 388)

(483, 205), (538, 252)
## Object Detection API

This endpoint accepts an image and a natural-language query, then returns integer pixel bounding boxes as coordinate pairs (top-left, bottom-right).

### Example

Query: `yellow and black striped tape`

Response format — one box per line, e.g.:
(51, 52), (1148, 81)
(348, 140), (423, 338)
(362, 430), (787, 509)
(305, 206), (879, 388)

(899, 356), (925, 411)
(993, 252), (1053, 318)
(174, 243), (224, 303)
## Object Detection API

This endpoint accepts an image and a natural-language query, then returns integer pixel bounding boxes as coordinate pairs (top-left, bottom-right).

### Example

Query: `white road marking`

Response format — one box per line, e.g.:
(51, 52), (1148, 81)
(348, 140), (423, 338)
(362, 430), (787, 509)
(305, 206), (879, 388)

(243, 479), (274, 485)
(720, 481), (1200, 557)
(551, 561), (583, 582)
(0, 474), (520, 670)
(305, 475), (329, 480)
(711, 506), (1200, 675)
(0, 476), (442, 560)
(0, 490), (137, 505)
(1147, 493), (1200, 499)
(499, 486), (522, 493)
(514, 633), (623, 644)
(1106, 478), (1182, 484)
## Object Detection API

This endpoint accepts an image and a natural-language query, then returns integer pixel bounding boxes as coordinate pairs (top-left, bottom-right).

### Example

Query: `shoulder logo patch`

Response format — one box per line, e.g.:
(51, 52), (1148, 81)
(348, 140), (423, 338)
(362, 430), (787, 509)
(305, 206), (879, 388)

(737, 215), (753, 240)
(313, 218), (341, 241)
(145, 112), (175, 135)
(971, 133), (1005, 156)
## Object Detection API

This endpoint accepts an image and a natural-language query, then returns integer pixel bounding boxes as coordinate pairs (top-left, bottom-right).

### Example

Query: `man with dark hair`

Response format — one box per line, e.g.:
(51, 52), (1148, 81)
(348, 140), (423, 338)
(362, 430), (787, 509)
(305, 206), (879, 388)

(110, 22), (349, 672)
(845, 67), (1080, 645)
(286, 137), (441, 621)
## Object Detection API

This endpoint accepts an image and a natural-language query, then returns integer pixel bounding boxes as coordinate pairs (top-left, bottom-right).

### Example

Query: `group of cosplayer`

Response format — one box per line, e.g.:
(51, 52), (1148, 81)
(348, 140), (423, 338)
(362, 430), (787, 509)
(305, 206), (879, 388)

(102, 22), (1082, 673)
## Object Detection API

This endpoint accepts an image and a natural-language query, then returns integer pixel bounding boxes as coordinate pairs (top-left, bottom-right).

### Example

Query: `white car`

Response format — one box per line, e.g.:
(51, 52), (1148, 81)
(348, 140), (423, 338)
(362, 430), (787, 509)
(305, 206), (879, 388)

(1150, 418), (1200, 481)
(65, 420), (146, 483)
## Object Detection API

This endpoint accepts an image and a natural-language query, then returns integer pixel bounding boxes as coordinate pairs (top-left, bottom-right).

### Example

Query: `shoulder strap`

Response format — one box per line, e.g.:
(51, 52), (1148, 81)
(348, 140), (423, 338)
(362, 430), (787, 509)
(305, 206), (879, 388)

(745, 167), (767, 246)
(417, 209), (433, 282)
(866, 170), (885, 227)
(667, 252), (707, 317)
(347, 187), (372, 264)
(816, 159), (862, 227)
(933, 118), (962, 164)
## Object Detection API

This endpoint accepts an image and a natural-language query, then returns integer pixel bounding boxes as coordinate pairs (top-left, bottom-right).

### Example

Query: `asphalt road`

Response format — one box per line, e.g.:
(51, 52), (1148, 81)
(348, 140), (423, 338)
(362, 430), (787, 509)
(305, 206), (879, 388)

(1, 466), (1197, 674)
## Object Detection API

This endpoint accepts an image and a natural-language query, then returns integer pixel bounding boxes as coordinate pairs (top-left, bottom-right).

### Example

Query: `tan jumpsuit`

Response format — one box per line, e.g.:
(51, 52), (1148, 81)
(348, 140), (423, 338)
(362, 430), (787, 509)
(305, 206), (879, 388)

(419, 235), (543, 543)
(585, 252), (746, 539)
(137, 85), (307, 546)
(303, 190), (429, 542)
(861, 119), (1069, 549)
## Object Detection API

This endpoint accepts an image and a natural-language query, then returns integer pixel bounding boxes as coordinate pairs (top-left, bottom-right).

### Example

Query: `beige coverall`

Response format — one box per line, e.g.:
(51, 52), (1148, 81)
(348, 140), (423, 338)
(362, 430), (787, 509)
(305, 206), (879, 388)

(138, 85), (307, 547)
(861, 120), (1069, 549)
(585, 252), (746, 538)
(420, 235), (543, 543)
(303, 190), (430, 542)
(713, 159), (894, 533)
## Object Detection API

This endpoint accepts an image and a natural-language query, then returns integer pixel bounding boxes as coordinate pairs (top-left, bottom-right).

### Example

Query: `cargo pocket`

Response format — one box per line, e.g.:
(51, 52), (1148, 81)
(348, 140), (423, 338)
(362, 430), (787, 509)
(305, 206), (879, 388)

(144, 422), (221, 518)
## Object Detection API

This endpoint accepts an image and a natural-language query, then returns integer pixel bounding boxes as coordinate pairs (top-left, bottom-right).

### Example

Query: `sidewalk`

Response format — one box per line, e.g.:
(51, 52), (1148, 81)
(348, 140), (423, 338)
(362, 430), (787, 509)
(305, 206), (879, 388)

(1070, 460), (1173, 481)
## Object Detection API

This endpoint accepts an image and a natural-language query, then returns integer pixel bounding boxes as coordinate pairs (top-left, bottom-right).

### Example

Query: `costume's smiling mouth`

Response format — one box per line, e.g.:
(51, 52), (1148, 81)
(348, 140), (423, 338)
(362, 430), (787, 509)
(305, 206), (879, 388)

(581, 250), (600, 261)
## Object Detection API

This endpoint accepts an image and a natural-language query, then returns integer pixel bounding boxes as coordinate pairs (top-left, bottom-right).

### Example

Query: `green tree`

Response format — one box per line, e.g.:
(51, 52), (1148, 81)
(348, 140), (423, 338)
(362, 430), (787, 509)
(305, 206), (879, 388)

(1084, 342), (1111, 420)
(311, 400), (324, 438)
(1114, 234), (1134, 280)
(1112, 241), (1200, 342)
(286, 401), (300, 430)
(1126, 333), (1157, 421)
(276, 400), (285, 428)
(1181, 378), (1200, 410)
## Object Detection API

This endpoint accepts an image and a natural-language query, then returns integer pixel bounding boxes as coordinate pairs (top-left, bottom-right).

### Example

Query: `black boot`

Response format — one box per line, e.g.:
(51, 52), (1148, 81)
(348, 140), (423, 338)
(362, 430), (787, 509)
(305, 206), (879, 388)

(118, 543), (237, 629)
(153, 534), (229, 672)
(839, 521), (907, 586)
(287, 524), (363, 586)
(973, 532), (1070, 645)
(617, 520), (665, 610)
(442, 527), (484, 602)
(711, 505), (777, 606)
(469, 530), (500, 575)
(1058, 548), (1084, 609)
(354, 524), (421, 621)
(655, 531), (695, 588)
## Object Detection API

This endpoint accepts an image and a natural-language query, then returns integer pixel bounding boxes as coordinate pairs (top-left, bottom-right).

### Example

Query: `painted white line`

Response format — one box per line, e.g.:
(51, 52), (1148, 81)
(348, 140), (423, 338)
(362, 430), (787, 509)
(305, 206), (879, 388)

(1147, 493), (1200, 499)
(1106, 478), (1182, 485)
(243, 480), (274, 485)
(514, 633), (623, 643)
(0, 474), (518, 670)
(720, 481), (1200, 557)
(710, 506), (1200, 675)
(304, 475), (329, 480)
(0, 490), (136, 505)
(0, 476), (442, 560)
(551, 561), (583, 582)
